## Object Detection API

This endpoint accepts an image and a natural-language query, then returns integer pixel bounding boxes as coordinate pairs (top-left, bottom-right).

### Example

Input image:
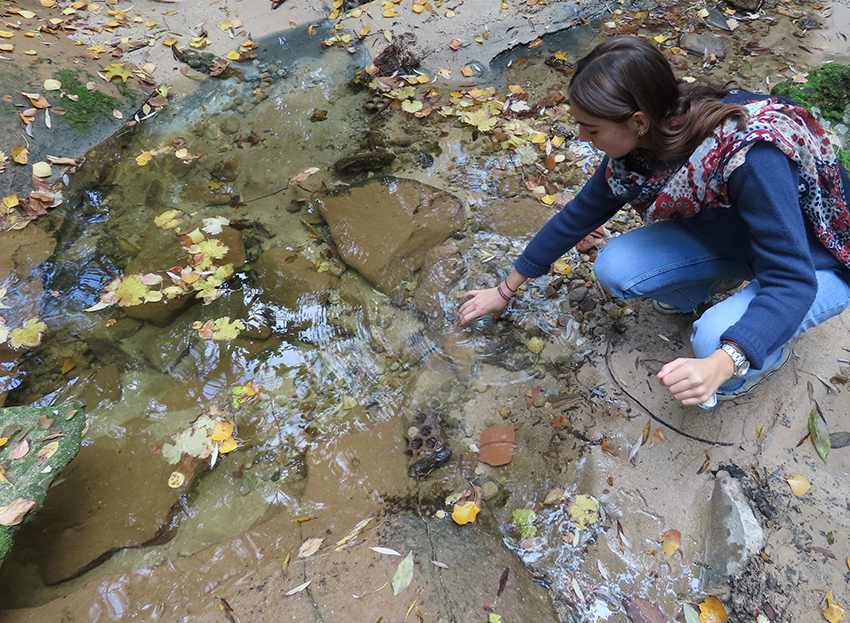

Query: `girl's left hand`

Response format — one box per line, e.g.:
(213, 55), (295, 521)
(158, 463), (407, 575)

(657, 350), (736, 405)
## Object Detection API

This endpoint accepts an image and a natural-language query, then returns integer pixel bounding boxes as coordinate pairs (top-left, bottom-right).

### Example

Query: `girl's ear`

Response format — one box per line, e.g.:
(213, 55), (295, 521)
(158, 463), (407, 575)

(630, 111), (650, 135)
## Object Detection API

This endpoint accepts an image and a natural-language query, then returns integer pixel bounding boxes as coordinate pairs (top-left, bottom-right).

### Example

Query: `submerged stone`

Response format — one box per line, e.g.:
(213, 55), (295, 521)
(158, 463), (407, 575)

(315, 177), (464, 293)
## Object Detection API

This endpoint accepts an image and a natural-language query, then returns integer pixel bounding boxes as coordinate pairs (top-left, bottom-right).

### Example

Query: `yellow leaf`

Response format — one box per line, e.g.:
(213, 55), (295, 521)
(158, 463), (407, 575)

(0, 43), (12, 52)
(60, 357), (76, 374)
(88, 44), (106, 53)
(37, 440), (60, 461)
(384, 29), (392, 42)
(660, 529), (680, 557)
(359, 25), (370, 36)
(32, 161), (52, 178)
(540, 195), (555, 206)
(43, 79), (62, 91)
(136, 151), (153, 166)
(824, 590), (846, 623)
(168, 471), (185, 488)
(530, 131), (547, 144)
(103, 62), (133, 82)
(567, 494), (598, 530)
(653, 34), (668, 43)
(451, 501), (479, 525)
(12, 145), (28, 164)
(212, 421), (234, 441)
(698, 596), (728, 623)
(527, 337), (544, 354)
(0, 31), (14, 39)
(2, 194), (19, 209)
(461, 66), (475, 77)
(786, 474), (811, 496)
(552, 259), (571, 275)
(218, 436), (238, 453)
(501, 1), (508, 7)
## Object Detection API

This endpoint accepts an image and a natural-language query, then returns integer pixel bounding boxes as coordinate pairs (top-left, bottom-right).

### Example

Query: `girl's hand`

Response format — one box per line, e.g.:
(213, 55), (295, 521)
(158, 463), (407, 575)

(657, 350), (736, 405)
(458, 287), (510, 325)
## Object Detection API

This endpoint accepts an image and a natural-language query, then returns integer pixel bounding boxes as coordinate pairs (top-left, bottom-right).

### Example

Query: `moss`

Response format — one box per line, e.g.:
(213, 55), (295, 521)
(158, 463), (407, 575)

(52, 69), (122, 131)
(839, 147), (850, 171)
(0, 526), (11, 565)
(771, 63), (850, 122)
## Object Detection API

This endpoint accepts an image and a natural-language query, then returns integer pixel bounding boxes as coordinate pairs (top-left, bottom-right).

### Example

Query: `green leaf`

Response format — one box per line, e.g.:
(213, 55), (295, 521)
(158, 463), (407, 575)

(809, 407), (830, 462)
(211, 317), (244, 341)
(464, 108), (497, 132)
(682, 603), (701, 623)
(512, 508), (536, 525)
(401, 99), (423, 114)
(392, 550), (414, 596)
(114, 274), (150, 307)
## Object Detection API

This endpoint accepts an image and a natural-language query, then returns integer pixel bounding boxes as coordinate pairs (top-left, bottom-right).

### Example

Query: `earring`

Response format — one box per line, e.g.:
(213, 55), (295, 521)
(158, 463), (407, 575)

(637, 129), (646, 138)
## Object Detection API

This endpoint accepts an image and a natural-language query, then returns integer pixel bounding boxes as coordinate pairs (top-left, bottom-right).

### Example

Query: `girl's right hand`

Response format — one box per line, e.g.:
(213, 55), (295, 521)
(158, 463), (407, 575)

(458, 287), (510, 325)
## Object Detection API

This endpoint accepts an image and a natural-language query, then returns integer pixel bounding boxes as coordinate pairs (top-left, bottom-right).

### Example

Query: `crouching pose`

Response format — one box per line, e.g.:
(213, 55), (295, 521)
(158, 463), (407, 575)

(459, 35), (850, 407)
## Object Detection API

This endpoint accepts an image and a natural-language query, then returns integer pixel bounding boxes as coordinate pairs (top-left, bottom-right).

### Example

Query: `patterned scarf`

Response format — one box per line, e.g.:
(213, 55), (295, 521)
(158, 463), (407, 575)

(605, 97), (850, 266)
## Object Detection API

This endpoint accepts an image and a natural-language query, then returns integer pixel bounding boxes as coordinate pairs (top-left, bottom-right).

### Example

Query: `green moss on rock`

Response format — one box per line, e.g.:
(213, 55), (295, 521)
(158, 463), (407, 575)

(0, 402), (86, 567)
(52, 69), (122, 131)
(771, 62), (850, 123)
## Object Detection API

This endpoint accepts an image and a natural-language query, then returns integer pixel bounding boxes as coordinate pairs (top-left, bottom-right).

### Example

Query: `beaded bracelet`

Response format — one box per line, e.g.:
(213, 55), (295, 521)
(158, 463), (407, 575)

(497, 283), (512, 301)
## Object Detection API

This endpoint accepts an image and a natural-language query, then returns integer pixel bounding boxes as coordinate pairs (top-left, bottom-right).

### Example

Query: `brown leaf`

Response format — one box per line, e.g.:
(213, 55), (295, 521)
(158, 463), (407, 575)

(624, 595), (668, 623)
(0, 497), (36, 526)
(37, 414), (55, 429)
(660, 529), (680, 557)
(697, 450), (711, 474)
(479, 425), (516, 466)
(650, 428), (666, 445)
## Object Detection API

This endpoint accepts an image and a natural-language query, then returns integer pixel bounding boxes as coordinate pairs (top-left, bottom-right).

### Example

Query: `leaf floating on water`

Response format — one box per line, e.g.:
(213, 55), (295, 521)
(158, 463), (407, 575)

(336, 516), (372, 550)
(567, 494), (598, 530)
(786, 474), (811, 497)
(297, 536), (324, 558)
(372, 546), (401, 556)
(698, 595), (728, 623)
(661, 529), (681, 557)
(283, 580), (312, 597)
(527, 337), (544, 354)
(809, 407), (830, 463)
(823, 590), (845, 623)
(392, 551), (415, 596)
(218, 598), (239, 623)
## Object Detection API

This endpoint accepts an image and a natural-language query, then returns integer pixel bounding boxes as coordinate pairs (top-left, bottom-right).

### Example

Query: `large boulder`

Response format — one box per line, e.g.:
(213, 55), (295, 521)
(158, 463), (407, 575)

(123, 225), (246, 326)
(314, 177), (465, 293)
(253, 248), (337, 309)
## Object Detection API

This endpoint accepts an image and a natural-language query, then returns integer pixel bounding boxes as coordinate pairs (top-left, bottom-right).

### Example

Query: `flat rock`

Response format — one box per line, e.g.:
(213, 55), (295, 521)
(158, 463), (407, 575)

(315, 177), (465, 293)
(16, 418), (183, 585)
(679, 33), (727, 59)
(253, 248), (337, 309)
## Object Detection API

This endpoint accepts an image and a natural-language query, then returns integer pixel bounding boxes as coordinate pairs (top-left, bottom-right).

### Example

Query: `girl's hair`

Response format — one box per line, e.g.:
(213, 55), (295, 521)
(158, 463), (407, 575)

(568, 36), (748, 161)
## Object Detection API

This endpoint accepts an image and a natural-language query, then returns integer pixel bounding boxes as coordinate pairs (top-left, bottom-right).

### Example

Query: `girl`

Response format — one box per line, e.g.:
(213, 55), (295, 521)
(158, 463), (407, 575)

(458, 36), (850, 408)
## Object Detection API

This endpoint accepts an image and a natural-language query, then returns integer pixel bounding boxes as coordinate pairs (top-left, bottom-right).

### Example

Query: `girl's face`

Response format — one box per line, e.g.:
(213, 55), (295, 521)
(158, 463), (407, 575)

(571, 104), (645, 159)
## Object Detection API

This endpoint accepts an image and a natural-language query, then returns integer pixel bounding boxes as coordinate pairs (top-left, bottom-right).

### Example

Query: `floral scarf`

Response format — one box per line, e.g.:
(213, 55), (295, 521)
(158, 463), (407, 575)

(605, 97), (850, 266)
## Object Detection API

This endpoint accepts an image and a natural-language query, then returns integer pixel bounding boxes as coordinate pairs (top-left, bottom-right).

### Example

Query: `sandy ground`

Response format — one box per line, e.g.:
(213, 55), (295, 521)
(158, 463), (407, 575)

(2, 0), (850, 621)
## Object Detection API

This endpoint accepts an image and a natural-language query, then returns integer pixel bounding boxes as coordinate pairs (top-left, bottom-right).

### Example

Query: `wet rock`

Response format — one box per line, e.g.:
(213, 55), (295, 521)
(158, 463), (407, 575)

(726, 0), (761, 10)
(22, 418), (184, 585)
(315, 177), (465, 293)
(332, 149), (396, 175)
(679, 33), (727, 59)
(74, 363), (122, 409)
(568, 286), (588, 303)
(122, 226), (246, 327)
(412, 244), (463, 323)
(701, 470), (766, 593)
(253, 248), (337, 309)
(404, 406), (452, 476)
(218, 114), (241, 135)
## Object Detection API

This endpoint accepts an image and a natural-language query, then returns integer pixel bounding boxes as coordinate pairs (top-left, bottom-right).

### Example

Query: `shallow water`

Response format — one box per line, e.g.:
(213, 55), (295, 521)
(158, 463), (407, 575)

(0, 19), (695, 619)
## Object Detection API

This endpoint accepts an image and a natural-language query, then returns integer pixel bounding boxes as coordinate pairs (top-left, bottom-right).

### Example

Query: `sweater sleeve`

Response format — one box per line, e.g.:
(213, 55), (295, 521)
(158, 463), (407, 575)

(720, 141), (818, 369)
(514, 158), (631, 278)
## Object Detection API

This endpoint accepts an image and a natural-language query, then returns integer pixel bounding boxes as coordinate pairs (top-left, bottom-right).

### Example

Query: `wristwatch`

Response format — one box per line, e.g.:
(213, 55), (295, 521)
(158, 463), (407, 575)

(720, 342), (750, 377)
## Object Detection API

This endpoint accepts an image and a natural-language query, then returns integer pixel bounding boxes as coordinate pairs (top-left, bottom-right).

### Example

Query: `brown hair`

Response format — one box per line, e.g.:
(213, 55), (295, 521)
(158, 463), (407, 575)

(568, 36), (748, 161)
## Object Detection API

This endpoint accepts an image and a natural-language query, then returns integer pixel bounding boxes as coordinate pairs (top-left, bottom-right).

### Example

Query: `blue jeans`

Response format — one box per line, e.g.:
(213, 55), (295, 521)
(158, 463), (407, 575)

(594, 220), (850, 392)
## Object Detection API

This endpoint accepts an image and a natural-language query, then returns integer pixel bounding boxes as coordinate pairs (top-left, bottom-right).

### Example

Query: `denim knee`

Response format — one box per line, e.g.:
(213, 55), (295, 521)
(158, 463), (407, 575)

(690, 305), (728, 359)
(593, 238), (631, 297)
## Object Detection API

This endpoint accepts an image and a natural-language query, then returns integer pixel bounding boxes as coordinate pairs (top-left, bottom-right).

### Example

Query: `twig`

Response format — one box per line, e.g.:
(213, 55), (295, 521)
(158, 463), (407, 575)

(604, 343), (732, 447)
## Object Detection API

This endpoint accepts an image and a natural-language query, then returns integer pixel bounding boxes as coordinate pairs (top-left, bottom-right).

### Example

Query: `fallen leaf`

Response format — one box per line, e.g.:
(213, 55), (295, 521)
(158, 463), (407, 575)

(624, 596), (667, 623)
(32, 161), (52, 178)
(37, 440), (59, 462)
(391, 551), (415, 597)
(792, 73), (809, 84)
(567, 494), (598, 530)
(284, 580), (311, 596)
(0, 497), (36, 526)
(461, 66), (475, 77)
(167, 471), (185, 488)
(824, 590), (845, 623)
(697, 450), (711, 474)
(451, 500), (480, 525)
(699, 596), (728, 623)
(371, 546), (401, 556)
(297, 536), (324, 558)
(527, 337), (544, 354)
(683, 603), (701, 623)
(650, 428), (666, 445)
(809, 407), (830, 462)
(786, 473), (811, 496)
(661, 529), (681, 557)
(11, 439), (29, 460)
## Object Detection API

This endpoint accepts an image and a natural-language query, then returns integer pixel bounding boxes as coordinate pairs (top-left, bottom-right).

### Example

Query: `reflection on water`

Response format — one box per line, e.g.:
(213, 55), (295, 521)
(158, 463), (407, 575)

(0, 20), (681, 621)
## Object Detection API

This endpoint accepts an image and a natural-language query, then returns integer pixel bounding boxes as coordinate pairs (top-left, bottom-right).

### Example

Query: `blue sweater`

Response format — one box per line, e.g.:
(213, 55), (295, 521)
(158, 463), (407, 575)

(515, 128), (850, 369)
